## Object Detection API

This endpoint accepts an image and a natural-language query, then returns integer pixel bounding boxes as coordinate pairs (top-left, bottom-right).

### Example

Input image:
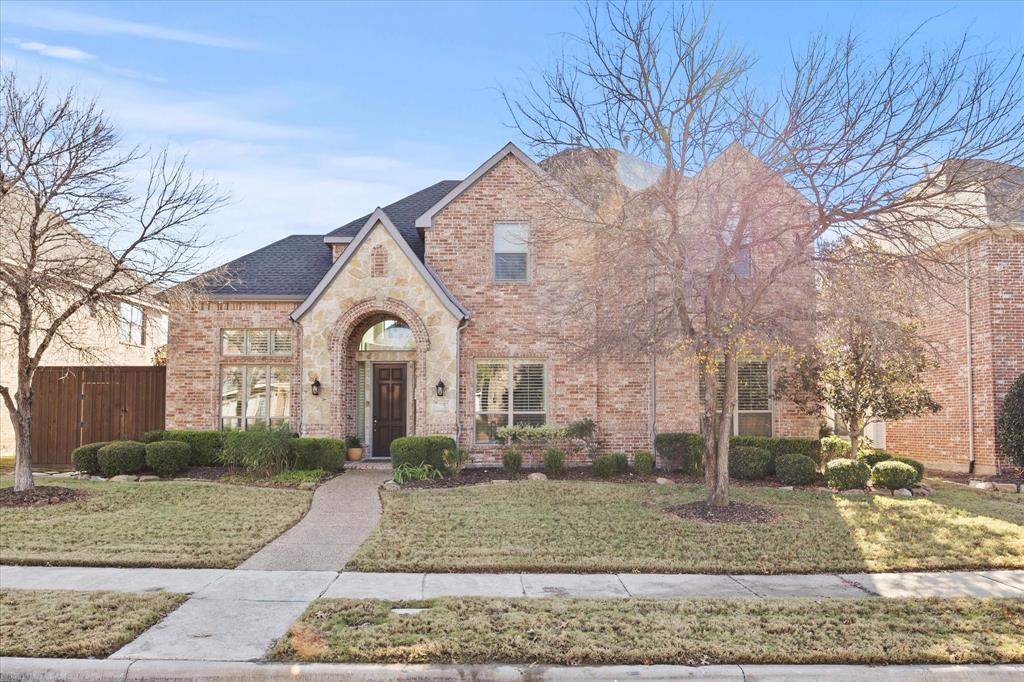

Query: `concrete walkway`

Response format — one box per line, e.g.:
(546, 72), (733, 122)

(239, 469), (392, 571)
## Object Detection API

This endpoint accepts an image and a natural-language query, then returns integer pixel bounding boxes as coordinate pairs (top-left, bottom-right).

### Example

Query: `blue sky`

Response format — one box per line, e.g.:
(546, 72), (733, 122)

(1, 0), (1021, 264)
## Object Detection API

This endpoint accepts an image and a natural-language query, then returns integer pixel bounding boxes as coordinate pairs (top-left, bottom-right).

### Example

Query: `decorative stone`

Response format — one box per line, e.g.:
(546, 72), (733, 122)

(993, 482), (1020, 493)
(137, 475), (160, 482)
(89, 475), (106, 481)
(840, 489), (865, 496)
(655, 477), (672, 485)
(51, 472), (77, 478)
(110, 475), (137, 482)
(299, 482), (317, 490)
(381, 480), (400, 492)
(778, 486), (794, 491)
(970, 480), (995, 490)
(527, 472), (547, 481)
(893, 488), (913, 498)
(491, 479), (510, 485)
(911, 485), (932, 497)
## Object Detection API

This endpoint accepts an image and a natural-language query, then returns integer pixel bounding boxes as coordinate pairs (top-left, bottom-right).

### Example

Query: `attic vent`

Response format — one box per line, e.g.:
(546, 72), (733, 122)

(371, 244), (388, 277)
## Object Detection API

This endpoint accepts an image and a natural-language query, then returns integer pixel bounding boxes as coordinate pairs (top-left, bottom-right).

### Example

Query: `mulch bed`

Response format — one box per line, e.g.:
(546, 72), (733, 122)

(929, 469), (1023, 485)
(664, 500), (780, 524)
(401, 467), (820, 490)
(0, 485), (90, 508)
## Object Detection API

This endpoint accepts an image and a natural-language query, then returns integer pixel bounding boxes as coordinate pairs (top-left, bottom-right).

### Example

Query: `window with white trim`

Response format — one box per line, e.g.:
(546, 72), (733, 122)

(474, 359), (546, 443)
(494, 223), (528, 281)
(220, 365), (291, 430)
(221, 329), (293, 356)
(699, 359), (773, 437)
(119, 302), (145, 345)
(725, 215), (752, 278)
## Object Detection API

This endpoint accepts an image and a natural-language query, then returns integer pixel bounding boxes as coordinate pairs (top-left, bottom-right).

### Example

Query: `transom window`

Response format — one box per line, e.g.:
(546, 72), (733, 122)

(222, 329), (293, 356)
(475, 359), (546, 443)
(494, 223), (528, 281)
(119, 302), (145, 345)
(699, 359), (772, 437)
(359, 319), (415, 351)
(220, 365), (291, 430)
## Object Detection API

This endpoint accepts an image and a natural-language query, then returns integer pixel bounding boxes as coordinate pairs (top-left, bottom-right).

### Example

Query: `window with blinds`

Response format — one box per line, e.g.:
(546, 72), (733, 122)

(698, 359), (772, 437)
(221, 329), (293, 356)
(475, 359), (546, 442)
(220, 365), (291, 430)
(494, 223), (528, 281)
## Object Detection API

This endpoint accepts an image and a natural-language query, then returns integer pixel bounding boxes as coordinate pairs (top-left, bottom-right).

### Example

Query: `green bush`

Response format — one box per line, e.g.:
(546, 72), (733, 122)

(543, 448), (565, 475)
(592, 452), (629, 478)
(824, 458), (871, 490)
(871, 460), (918, 491)
(291, 438), (346, 472)
(97, 441), (146, 477)
(222, 430), (292, 475)
(144, 440), (191, 477)
(496, 424), (568, 444)
(820, 435), (851, 463)
(502, 449), (523, 475)
(442, 447), (469, 475)
(728, 446), (772, 480)
(858, 449), (893, 468)
(392, 462), (443, 484)
(144, 430), (224, 466)
(997, 373), (1024, 468)
(633, 450), (655, 475)
(71, 441), (108, 475)
(774, 453), (818, 486)
(892, 455), (925, 483)
(653, 432), (704, 473)
(732, 436), (821, 470)
(655, 433), (821, 473)
(390, 435), (455, 473)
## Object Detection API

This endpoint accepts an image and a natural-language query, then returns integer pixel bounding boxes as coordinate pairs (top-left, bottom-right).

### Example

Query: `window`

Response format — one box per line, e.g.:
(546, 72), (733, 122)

(725, 215), (752, 278)
(494, 223), (528, 281)
(119, 302), (145, 345)
(474, 359), (546, 443)
(220, 365), (291, 430)
(156, 315), (169, 346)
(359, 319), (415, 351)
(221, 329), (292, 356)
(699, 359), (773, 437)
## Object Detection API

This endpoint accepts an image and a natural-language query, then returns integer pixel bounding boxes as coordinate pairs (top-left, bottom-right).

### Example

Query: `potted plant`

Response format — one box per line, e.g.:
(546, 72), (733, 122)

(346, 435), (364, 461)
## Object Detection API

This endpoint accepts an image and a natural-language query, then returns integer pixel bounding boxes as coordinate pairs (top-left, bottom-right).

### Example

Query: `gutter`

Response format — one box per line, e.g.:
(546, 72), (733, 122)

(965, 250), (976, 474)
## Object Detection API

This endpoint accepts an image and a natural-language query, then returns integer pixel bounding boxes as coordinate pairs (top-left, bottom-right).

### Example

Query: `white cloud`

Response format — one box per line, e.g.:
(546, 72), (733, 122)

(9, 38), (95, 62)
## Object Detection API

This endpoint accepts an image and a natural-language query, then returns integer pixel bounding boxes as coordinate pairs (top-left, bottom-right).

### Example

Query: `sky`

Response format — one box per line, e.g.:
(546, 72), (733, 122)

(1, 0), (1021, 265)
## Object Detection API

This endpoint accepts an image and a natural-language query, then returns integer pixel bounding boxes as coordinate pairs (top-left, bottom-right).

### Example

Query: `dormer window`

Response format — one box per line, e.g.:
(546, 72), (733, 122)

(494, 223), (528, 281)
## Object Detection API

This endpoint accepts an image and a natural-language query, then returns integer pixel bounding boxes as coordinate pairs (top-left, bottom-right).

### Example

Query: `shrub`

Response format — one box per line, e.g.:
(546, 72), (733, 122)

(543, 448), (565, 475)
(820, 435), (851, 463)
(502, 449), (523, 475)
(144, 430), (224, 466)
(292, 438), (346, 472)
(442, 447), (469, 475)
(390, 435), (455, 473)
(728, 446), (772, 480)
(222, 430), (292, 475)
(654, 432), (704, 473)
(824, 458), (871, 490)
(775, 453), (818, 486)
(892, 455), (925, 483)
(97, 441), (146, 477)
(732, 436), (821, 470)
(633, 450), (655, 475)
(392, 462), (442, 484)
(145, 440), (191, 477)
(593, 452), (628, 477)
(71, 441), (108, 475)
(997, 373), (1024, 468)
(858, 449), (893, 468)
(496, 424), (568, 444)
(871, 460), (918, 491)
(565, 418), (597, 439)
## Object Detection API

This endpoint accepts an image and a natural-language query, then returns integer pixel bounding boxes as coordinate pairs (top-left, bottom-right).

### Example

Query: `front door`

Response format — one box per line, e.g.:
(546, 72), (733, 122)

(372, 364), (406, 457)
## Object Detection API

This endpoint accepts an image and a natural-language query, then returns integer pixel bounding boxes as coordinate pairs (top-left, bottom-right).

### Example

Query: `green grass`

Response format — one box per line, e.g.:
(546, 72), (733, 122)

(0, 589), (187, 658)
(271, 596), (1024, 665)
(0, 476), (311, 567)
(349, 480), (1024, 573)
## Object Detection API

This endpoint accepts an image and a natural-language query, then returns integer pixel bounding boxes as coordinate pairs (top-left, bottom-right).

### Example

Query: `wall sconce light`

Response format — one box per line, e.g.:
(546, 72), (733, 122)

(435, 380), (445, 397)
(311, 378), (321, 396)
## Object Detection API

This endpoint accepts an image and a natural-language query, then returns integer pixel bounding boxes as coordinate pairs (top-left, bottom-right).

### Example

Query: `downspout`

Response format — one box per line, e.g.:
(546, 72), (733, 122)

(454, 317), (469, 447)
(964, 250), (976, 474)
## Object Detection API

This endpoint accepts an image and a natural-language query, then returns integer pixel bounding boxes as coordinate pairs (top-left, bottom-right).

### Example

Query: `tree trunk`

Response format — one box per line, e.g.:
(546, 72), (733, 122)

(702, 354), (737, 508)
(13, 392), (34, 492)
(847, 415), (862, 459)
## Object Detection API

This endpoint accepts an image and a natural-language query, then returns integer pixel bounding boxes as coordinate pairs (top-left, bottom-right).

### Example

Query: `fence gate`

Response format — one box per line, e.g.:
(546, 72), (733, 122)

(30, 366), (166, 469)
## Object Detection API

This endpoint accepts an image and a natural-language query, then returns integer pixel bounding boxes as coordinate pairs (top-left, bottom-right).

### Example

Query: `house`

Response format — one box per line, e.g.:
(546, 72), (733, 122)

(166, 143), (818, 464)
(885, 161), (1024, 475)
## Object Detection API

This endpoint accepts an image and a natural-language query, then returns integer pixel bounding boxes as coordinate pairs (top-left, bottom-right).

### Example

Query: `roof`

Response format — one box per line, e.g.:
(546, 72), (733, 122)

(944, 159), (1024, 225)
(201, 234), (332, 298)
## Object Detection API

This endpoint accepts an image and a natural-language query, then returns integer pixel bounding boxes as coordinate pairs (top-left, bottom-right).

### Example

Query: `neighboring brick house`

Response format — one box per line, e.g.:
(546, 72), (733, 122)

(886, 161), (1024, 475)
(167, 142), (817, 464)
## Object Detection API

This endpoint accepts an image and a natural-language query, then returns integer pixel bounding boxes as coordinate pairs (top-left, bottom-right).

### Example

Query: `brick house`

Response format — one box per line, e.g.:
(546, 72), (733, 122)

(166, 143), (817, 464)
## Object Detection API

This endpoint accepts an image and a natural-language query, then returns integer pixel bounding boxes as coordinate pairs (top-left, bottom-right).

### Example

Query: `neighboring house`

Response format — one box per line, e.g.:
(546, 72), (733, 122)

(886, 161), (1024, 475)
(167, 142), (818, 464)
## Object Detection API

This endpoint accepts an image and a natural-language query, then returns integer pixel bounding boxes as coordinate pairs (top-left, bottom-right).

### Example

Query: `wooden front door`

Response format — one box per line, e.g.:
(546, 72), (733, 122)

(372, 364), (406, 457)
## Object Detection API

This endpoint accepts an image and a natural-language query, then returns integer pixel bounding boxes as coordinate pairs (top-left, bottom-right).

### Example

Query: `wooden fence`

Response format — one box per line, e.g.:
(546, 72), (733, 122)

(30, 366), (166, 469)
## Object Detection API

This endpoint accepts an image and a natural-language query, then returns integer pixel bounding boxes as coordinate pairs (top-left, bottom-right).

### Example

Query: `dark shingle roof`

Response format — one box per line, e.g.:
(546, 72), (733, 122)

(204, 234), (333, 298)
(326, 180), (460, 258)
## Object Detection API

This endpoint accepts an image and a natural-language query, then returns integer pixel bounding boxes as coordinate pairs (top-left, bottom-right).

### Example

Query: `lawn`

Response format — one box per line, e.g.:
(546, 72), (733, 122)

(349, 481), (1024, 573)
(271, 596), (1024, 665)
(0, 589), (186, 658)
(0, 477), (311, 568)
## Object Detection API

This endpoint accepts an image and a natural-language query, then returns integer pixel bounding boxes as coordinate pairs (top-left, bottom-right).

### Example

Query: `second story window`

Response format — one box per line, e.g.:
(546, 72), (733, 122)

(494, 223), (528, 281)
(222, 329), (293, 356)
(119, 302), (145, 345)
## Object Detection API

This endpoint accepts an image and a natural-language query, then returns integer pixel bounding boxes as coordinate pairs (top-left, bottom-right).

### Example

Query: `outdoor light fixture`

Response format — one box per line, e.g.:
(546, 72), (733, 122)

(311, 378), (321, 396)
(435, 380), (445, 397)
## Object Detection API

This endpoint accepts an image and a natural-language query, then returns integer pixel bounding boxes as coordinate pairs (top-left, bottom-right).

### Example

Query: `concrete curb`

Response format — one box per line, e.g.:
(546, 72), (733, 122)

(1, 659), (1022, 681)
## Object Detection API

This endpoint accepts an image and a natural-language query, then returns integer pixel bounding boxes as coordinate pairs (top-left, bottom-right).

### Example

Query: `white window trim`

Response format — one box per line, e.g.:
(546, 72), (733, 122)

(493, 222), (529, 282)
(221, 328), (293, 357)
(474, 358), (548, 444)
(119, 302), (146, 346)
(701, 359), (773, 437)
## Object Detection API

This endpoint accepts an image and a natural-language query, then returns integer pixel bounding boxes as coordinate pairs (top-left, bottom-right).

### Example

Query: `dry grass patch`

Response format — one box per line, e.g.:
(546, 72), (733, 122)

(349, 480), (1024, 573)
(0, 477), (311, 567)
(272, 596), (1024, 665)
(0, 589), (186, 658)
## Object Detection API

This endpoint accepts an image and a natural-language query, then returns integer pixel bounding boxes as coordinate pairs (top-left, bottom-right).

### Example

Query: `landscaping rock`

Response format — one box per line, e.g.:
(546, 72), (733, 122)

(299, 482), (317, 490)
(970, 480), (995, 490)
(137, 475), (160, 482)
(656, 477), (672, 485)
(380, 480), (400, 492)
(911, 485), (933, 497)
(491, 479), (510, 485)
(993, 482), (1020, 493)
(840, 489), (865, 496)
(527, 472), (547, 481)
(778, 486), (794, 491)
(89, 475), (107, 481)
(51, 471), (77, 478)
(893, 488), (913, 498)
(110, 474), (137, 482)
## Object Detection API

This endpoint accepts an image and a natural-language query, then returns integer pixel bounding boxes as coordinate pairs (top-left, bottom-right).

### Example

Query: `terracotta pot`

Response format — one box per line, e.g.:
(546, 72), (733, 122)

(346, 447), (364, 462)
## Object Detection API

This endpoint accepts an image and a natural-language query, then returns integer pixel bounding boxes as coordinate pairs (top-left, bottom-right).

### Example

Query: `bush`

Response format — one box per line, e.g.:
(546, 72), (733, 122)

(97, 441), (146, 477)
(222, 430), (292, 475)
(71, 441), (108, 475)
(820, 435), (851, 463)
(824, 458), (871, 490)
(997, 373), (1024, 468)
(858, 449), (893, 468)
(655, 433), (821, 474)
(496, 424), (568, 444)
(145, 440), (191, 477)
(593, 452), (628, 477)
(633, 450), (655, 475)
(144, 430), (224, 466)
(732, 436), (821, 470)
(392, 462), (443, 484)
(442, 447), (469, 475)
(291, 438), (346, 472)
(390, 435), (455, 473)
(892, 455), (925, 483)
(654, 432), (703, 473)
(543, 448), (565, 475)
(728, 446), (772, 480)
(775, 453), (818, 486)
(871, 460), (918, 491)
(502, 449), (523, 475)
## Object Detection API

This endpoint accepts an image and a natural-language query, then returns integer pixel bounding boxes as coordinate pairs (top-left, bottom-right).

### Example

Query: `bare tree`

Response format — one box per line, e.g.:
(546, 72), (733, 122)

(506, 1), (1024, 506)
(0, 73), (225, 492)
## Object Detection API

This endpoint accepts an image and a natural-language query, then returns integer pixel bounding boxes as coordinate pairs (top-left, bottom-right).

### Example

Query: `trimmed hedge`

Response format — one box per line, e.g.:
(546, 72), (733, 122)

(892, 455), (925, 483)
(820, 435), (851, 462)
(221, 430), (292, 474)
(858, 449), (893, 468)
(731, 436), (822, 469)
(71, 441), (108, 475)
(145, 440), (191, 477)
(824, 458), (870, 491)
(633, 450), (655, 475)
(144, 430), (224, 466)
(653, 433), (703, 473)
(390, 435), (456, 473)
(292, 438), (346, 472)
(775, 453), (818, 486)
(728, 446), (772, 480)
(655, 433), (822, 473)
(593, 453), (629, 477)
(543, 449), (565, 475)
(871, 460), (918, 491)
(97, 441), (146, 477)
